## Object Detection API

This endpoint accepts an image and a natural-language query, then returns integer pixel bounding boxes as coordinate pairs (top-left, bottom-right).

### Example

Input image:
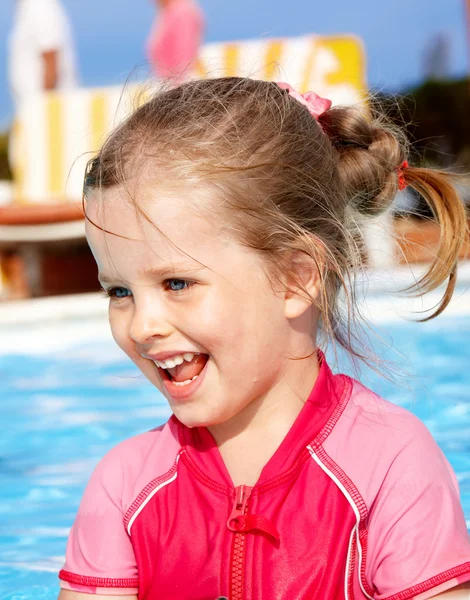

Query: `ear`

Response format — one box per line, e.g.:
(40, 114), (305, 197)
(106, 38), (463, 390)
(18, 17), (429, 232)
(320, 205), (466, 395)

(283, 250), (323, 320)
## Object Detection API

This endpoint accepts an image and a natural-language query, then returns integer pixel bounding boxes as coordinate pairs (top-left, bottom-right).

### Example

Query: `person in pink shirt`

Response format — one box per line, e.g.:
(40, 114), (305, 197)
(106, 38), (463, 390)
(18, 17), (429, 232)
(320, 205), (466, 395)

(147, 0), (204, 82)
(58, 78), (470, 599)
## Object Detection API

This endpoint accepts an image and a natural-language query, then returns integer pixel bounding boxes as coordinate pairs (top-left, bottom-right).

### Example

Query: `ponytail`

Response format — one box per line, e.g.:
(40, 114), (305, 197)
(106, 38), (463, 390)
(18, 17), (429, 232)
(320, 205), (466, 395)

(320, 104), (469, 319)
(403, 167), (468, 319)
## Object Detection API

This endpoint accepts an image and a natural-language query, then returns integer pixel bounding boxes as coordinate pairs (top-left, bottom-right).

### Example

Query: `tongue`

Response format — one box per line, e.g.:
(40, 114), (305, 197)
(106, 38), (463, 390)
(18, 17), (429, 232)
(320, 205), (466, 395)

(167, 355), (208, 382)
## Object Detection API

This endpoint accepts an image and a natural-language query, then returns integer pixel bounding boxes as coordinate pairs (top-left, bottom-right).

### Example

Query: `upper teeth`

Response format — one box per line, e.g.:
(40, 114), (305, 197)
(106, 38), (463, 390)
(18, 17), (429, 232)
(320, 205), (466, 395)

(154, 353), (198, 369)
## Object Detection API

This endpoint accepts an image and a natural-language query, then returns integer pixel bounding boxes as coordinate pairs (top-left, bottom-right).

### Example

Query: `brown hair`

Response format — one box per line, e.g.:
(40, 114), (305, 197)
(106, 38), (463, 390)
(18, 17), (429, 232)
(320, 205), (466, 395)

(84, 77), (468, 362)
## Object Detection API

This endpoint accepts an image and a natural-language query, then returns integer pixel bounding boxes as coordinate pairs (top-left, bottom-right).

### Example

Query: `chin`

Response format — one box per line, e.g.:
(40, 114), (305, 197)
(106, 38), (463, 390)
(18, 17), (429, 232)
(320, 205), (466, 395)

(170, 405), (230, 429)
(171, 411), (214, 429)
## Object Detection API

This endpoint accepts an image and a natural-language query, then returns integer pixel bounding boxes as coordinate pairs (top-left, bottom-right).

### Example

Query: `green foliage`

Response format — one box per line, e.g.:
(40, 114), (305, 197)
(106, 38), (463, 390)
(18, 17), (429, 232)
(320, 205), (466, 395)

(378, 77), (470, 171)
(406, 78), (470, 170)
(0, 131), (12, 180)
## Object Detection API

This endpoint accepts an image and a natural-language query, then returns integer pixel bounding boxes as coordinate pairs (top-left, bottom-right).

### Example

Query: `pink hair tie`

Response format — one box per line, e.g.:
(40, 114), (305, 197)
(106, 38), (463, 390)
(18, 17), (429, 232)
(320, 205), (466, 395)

(277, 82), (332, 122)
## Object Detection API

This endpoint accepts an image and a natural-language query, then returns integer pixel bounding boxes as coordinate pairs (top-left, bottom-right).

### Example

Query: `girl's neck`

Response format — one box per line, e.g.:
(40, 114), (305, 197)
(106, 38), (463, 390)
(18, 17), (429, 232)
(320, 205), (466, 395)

(209, 350), (320, 488)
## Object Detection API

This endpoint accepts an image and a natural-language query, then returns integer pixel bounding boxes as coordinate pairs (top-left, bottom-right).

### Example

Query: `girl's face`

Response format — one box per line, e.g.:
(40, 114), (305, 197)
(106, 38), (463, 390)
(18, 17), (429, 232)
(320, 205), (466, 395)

(86, 184), (316, 430)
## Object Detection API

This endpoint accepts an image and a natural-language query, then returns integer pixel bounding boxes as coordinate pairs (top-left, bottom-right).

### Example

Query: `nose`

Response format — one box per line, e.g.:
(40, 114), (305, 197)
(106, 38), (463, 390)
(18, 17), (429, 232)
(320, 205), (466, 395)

(128, 296), (172, 345)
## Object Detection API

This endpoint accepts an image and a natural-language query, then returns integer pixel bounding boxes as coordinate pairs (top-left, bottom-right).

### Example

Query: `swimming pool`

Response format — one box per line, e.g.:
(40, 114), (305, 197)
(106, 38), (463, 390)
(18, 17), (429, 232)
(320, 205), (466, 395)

(1, 286), (470, 599)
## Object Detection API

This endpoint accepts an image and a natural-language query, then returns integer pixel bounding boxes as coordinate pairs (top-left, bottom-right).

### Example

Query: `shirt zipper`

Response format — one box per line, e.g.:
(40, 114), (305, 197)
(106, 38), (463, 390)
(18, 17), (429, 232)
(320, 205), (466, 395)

(228, 485), (252, 600)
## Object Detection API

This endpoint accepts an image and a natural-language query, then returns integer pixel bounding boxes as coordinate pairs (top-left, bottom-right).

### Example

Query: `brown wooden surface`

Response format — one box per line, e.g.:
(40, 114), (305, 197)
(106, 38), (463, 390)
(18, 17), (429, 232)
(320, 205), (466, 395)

(41, 246), (99, 296)
(395, 217), (470, 264)
(0, 203), (84, 226)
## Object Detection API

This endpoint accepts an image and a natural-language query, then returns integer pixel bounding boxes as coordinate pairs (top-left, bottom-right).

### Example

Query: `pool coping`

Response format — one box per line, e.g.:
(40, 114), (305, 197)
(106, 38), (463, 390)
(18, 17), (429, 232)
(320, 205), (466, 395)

(2, 261), (470, 327)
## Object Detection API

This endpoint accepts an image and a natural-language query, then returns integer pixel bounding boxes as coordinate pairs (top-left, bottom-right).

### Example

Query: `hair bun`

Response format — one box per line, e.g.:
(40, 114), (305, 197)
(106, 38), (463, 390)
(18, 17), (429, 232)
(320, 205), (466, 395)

(319, 106), (406, 216)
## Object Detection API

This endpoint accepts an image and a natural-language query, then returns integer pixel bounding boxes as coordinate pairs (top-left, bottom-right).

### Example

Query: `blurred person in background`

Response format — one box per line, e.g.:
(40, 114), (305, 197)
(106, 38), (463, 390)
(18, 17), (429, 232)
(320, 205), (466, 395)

(8, 0), (78, 108)
(3, 0), (78, 300)
(147, 0), (204, 83)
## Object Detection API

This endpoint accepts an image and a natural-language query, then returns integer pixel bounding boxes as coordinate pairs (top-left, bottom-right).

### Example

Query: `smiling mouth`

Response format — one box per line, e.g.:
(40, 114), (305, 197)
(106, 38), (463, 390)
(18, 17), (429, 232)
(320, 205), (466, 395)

(155, 353), (209, 387)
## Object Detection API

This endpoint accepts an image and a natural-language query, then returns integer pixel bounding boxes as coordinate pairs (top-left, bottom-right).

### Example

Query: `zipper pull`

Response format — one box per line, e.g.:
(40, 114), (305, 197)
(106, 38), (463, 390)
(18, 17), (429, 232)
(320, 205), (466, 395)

(227, 485), (280, 544)
(227, 485), (252, 531)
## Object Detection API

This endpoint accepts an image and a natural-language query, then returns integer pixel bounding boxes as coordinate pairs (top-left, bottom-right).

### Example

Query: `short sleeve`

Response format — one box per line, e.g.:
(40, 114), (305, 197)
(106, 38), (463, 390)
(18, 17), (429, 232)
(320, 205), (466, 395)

(366, 420), (470, 599)
(59, 448), (139, 595)
(30, 0), (67, 52)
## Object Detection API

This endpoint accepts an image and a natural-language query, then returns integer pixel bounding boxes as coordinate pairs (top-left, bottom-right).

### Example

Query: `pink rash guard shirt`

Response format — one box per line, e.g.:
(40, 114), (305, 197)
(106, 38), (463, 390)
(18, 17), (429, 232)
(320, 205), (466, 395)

(59, 357), (470, 599)
(147, 0), (204, 82)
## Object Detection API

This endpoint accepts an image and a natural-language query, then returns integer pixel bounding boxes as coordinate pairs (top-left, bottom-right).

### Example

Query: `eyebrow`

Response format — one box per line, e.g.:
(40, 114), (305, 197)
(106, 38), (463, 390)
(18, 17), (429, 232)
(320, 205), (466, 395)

(98, 263), (206, 283)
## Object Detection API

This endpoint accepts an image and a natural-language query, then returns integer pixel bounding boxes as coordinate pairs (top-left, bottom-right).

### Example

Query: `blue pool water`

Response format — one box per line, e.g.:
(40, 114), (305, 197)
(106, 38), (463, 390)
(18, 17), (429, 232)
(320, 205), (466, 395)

(1, 309), (470, 599)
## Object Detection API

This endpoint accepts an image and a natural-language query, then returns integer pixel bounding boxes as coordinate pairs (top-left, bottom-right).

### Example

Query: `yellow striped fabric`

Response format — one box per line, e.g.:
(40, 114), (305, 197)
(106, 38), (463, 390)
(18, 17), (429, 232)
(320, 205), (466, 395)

(46, 94), (63, 196)
(90, 92), (107, 154)
(10, 35), (366, 205)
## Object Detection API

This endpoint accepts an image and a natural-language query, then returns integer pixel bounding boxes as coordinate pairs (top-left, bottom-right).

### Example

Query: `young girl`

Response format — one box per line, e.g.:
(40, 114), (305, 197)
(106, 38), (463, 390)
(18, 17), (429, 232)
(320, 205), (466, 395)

(58, 78), (470, 600)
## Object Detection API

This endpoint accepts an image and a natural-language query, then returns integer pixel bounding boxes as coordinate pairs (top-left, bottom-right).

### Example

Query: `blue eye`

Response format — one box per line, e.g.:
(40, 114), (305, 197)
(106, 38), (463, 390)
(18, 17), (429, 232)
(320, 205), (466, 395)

(105, 287), (132, 298)
(166, 279), (193, 292)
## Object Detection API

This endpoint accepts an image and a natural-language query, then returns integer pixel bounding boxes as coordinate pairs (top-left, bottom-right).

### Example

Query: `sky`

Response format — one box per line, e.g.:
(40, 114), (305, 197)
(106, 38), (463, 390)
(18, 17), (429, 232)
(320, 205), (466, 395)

(0, 0), (468, 124)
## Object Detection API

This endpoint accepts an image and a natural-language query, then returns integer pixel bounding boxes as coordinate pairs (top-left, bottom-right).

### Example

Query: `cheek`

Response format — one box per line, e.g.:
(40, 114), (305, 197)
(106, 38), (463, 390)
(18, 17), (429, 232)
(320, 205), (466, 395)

(169, 288), (236, 341)
(109, 308), (132, 353)
(192, 284), (285, 352)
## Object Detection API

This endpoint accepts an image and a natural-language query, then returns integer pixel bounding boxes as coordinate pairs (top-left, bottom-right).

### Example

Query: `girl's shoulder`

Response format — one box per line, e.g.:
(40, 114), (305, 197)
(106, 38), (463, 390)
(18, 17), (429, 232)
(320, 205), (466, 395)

(326, 376), (457, 511)
(339, 376), (438, 441)
(84, 416), (181, 516)
(329, 379), (470, 598)
(59, 419), (181, 592)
